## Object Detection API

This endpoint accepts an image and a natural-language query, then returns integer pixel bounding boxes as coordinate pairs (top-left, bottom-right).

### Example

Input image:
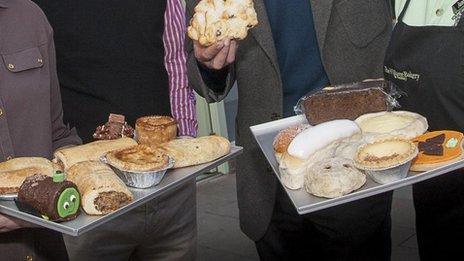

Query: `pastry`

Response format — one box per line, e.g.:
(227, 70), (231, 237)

(136, 116), (177, 147)
(355, 138), (418, 184)
(93, 113), (135, 140)
(158, 135), (231, 168)
(301, 80), (392, 125)
(355, 111), (428, 140)
(106, 145), (170, 172)
(188, 0), (258, 46)
(66, 161), (133, 215)
(411, 131), (464, 172)
(355, 138), (418, 170)
(334, 137), (366, 161)
(0, 157), (54, 195)
(304, 158), (366, 198)
(53, 137), (137, 170)
(279, 120), (361, 190)
(273, 124), (310, 163)
(17, 172), (80, 222)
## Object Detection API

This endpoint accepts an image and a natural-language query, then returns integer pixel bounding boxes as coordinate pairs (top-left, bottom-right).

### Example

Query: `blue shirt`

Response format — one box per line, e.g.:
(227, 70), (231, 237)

(264, 0), (329, 117)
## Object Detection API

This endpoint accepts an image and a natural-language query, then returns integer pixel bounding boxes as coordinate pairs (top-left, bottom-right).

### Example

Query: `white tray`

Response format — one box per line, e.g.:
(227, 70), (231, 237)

(250, 115), (464, 215)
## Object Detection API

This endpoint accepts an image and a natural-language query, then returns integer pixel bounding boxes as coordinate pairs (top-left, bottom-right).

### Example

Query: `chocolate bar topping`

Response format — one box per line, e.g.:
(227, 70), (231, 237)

(425, 133), (446, 144)
(93, 113), (135, 140)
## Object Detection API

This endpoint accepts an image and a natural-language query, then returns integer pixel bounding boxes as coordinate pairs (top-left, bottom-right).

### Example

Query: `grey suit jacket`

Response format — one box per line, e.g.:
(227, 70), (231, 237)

(187, 0), (393, 241)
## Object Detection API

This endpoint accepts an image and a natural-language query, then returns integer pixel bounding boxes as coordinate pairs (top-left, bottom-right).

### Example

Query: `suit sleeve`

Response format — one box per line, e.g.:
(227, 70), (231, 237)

(185, 0), (237, 103)
(45, 21), (83, 150)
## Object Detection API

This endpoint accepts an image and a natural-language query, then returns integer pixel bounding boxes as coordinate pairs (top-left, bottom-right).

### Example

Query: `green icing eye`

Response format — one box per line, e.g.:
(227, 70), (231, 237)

(57, 187), (80, 218)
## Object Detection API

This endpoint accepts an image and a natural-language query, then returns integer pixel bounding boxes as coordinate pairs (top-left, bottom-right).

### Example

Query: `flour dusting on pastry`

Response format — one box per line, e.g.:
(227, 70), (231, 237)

(188, 0), (258, 46)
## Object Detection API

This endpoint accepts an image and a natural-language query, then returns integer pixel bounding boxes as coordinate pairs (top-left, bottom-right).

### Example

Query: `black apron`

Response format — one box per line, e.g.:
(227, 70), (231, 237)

(384, 0), (464, 260)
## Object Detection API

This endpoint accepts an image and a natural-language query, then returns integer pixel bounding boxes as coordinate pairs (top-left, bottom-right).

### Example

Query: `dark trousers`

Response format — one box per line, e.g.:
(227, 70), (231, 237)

(0, 228), (68, 261)
(413, 169), (464, 261)
(256, 187), (392, 261)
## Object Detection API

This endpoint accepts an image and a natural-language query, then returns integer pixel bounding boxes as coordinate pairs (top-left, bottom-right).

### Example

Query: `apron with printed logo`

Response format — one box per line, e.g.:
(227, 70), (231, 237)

(384, 0), (464, 259)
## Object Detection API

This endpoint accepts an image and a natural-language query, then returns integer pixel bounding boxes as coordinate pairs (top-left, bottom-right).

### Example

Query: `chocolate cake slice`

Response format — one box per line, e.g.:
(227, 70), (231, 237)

(17, 172), (80, 222)
(302, 80), (391, 125)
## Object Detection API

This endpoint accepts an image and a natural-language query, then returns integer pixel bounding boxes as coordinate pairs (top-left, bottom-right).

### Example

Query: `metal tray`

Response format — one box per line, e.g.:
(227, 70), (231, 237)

(0, 146), (242, 236)
(250, 115), (464, 215)
(0, 193), (17, 201)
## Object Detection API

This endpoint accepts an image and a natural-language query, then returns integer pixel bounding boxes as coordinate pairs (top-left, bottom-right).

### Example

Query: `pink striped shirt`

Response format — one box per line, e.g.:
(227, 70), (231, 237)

(163, 0), (198, 137)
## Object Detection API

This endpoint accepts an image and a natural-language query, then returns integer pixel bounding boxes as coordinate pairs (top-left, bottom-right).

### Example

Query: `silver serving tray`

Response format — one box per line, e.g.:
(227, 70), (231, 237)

(101, 155), (175, 188)
(0, 193), (17, 201)
(250, 115), (464, 215)
(0, 145), (242, 236)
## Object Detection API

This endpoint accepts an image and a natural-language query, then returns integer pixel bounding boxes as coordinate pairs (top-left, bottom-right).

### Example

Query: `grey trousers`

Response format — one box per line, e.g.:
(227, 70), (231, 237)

(64, 179), (197, 261)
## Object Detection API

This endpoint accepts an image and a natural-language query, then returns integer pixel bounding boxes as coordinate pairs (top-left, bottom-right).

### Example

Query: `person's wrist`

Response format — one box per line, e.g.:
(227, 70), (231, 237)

(197, 60), (229, 73)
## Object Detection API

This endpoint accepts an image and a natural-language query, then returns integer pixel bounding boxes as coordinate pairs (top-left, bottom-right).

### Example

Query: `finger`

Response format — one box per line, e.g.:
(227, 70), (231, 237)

(223, 38), (231, 47)
(210, 44), (230, 70)
(196, 41), (225, 61)
(226, 40), (237, 64)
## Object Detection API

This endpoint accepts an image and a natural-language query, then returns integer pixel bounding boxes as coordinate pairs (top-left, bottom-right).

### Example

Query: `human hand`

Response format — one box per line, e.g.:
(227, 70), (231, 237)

(194, 38), (238, 70)
(0, 214), (32, 233)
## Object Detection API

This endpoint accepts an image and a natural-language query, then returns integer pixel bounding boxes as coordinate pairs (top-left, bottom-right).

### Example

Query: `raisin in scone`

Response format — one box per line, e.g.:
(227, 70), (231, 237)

(188, 0), (258, 46)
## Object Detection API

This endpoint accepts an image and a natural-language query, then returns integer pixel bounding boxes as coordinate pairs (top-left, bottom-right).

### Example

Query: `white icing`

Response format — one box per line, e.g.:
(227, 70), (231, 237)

(287, 120), (361, 159)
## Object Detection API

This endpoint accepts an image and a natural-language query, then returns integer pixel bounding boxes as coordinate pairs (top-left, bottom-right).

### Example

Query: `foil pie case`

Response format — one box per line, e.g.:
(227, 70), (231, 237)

(101, 156), (174, 189)
(355, 146), (419, 185)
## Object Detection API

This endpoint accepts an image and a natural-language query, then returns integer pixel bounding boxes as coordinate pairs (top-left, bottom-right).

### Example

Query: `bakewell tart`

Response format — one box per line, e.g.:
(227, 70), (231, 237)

(136, 116), (177, 147)
(355, 111), (428, 140)
(355, 138), (418, 170)
(106, 145), (170, 172)
(411, 131), (464, 172)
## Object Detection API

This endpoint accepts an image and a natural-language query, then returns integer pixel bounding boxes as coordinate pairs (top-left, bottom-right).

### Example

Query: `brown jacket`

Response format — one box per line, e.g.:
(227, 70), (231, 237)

(0, 0), (81, 260)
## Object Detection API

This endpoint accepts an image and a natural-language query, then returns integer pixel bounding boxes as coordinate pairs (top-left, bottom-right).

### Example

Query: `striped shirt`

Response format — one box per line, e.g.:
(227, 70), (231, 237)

(164, 0), (198, 137)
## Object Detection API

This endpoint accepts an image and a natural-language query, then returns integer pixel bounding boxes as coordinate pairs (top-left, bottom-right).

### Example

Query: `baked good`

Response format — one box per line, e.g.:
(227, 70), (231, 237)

(287, 120), (361, 159)
(301, 81), (391, 125)
(355, 111), (428, 140)
(17, 172), (80, 222)
(355, 138), (418, 170)
(106, 145), (170, 172)
(66, 161), (133, 215)
(93, 113), (135, 140)
(304, 158), (366, 198)
(136, 116), (177, 147)
(411, 131), (464, 172)
(355, 138), (418, 184)
(188, 0), (258, 46)
(334, 138), (366, 161)
(0, 157), (54, 195)
(53, 137), (137, 170)
(158, 135), (230, 168)
(279, 120), (361, 190)
(273, 124), (310, 163)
